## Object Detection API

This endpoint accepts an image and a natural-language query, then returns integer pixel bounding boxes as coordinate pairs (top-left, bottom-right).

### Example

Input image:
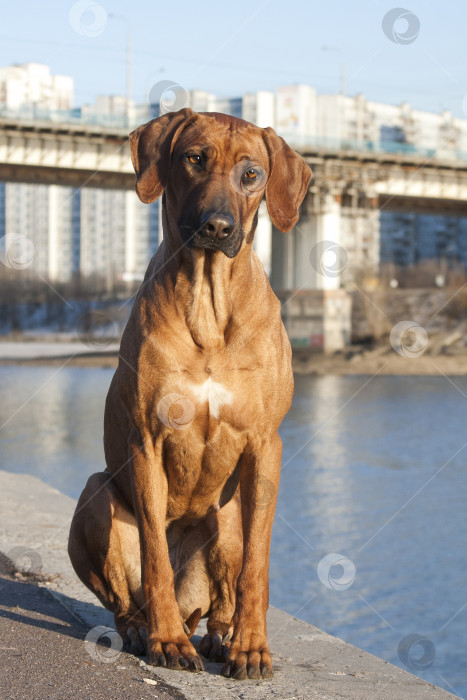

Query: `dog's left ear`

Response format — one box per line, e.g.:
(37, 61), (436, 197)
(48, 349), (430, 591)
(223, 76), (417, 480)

(263, 127), (312, 232)
(129, 108), (197, 203)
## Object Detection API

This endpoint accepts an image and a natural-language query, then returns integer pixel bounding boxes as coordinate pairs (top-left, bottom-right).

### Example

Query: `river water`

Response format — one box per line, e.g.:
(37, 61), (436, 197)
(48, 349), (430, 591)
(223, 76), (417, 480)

(0, 366), (466, 697)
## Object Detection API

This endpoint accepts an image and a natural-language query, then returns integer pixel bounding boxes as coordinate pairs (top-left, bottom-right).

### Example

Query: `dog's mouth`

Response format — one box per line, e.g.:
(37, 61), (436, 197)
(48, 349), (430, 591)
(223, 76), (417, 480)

(178, 220), (244, 259)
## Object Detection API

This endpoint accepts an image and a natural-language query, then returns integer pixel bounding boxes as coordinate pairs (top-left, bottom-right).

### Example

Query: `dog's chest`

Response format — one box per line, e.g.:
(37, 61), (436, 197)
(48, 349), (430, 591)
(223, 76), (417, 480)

(189, 377), (233, 419)
(156, 368), (261, 436)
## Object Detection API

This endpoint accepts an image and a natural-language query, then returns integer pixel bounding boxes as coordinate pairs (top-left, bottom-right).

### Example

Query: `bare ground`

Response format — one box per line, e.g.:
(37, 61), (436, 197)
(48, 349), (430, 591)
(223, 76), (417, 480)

(293, 347), (467, 376)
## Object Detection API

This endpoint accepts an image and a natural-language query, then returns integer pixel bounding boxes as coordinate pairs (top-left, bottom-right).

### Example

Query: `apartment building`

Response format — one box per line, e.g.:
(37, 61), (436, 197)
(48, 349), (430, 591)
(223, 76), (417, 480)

(0, 63), (73, 112)
(0, 64), (160, 285)
(314, 93), (467, 278)
(1, 62), (467, 288)
(315, 93), (467, 155)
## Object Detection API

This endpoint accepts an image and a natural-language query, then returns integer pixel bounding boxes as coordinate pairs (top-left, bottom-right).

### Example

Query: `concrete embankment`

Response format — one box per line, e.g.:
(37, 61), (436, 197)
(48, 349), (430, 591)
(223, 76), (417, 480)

(3, 334), (467, 375)
(0, 470), (461, 700)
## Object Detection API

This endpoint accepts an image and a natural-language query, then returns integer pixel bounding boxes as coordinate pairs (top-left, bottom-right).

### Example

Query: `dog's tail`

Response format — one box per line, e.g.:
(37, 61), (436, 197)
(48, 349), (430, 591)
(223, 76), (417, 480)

(183, 608), (202, 638)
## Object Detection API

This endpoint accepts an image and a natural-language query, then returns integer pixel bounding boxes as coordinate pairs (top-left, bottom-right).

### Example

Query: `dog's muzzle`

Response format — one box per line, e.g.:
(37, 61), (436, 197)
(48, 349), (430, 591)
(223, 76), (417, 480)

(179, 210), (244, 258)
(199, 211), (235, 240)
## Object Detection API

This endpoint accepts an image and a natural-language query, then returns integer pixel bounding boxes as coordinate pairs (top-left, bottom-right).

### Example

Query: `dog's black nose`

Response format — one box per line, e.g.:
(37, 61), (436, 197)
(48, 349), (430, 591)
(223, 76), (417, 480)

(199, 212), (235, 240)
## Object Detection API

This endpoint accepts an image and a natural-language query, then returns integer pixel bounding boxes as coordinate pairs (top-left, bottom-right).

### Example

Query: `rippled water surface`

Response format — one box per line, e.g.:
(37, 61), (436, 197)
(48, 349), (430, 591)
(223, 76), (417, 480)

(0, 366), (466, 697)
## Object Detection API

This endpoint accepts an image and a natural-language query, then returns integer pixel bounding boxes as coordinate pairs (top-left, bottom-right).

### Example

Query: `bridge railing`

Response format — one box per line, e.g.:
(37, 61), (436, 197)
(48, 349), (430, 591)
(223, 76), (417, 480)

(281, 133), (467, 163)
(2, 105), (467, 163)
(0, 105), (142, 130)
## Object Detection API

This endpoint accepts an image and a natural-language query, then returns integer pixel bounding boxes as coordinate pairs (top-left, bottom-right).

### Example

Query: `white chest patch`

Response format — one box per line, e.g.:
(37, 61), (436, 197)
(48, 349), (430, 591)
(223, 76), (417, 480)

(191, 378), (233, 419)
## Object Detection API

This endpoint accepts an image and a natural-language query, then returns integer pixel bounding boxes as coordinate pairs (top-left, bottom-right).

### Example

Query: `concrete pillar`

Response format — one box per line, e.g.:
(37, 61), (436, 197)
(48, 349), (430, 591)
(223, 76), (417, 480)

(253, 201), (272, 277)
(287, 193), (342, 290)
(323, 290), (352, 351)
(48, 185), (58, 281)
(124, 191), (136, 277)
(311, 195), (342, 290)
(158, 196), (163, 243)
(278, 288), (352, 352)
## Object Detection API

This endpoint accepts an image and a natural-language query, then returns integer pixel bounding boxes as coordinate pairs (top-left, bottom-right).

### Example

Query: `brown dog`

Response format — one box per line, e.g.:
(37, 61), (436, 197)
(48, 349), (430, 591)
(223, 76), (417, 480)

(68, 108), (311, 680)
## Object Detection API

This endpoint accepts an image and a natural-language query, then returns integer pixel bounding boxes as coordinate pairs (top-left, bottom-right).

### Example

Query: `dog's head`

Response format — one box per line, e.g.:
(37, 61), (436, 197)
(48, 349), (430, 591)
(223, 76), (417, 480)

(129, 108), (311, 258)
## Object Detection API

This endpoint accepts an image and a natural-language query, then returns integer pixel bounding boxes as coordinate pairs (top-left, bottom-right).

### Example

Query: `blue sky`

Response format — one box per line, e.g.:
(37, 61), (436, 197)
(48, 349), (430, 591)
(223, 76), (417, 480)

(2, 0), (467, 117)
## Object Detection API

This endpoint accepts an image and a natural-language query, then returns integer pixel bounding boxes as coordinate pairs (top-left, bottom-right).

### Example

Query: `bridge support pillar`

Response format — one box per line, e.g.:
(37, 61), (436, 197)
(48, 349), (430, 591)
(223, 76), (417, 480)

(271, 192), (352, 352)
(271, 193), (343, 290)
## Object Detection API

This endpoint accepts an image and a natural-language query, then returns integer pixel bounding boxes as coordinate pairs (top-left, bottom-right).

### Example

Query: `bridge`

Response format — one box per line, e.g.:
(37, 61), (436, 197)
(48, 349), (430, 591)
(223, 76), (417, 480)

(2, 109), (467, 351)
(0, 114), (133, 190)
(276, 139), (467, 291)
(3, 109), (467, 283)
(2, 108), (467, 206)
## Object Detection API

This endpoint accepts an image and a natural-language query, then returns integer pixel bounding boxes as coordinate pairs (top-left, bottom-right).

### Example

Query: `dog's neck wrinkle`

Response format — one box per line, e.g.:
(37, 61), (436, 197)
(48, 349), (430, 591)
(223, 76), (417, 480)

(185, 250), (233, 349)
(161, 217), (259, 351)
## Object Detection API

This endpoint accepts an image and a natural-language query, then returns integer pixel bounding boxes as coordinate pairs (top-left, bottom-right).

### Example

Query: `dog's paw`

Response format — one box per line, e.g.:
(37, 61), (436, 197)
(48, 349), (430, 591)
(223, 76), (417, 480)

(116, 617), (148, 656)
(199, 631), (230, 662)
(221, 644), (273, 680)
(148, 640), (204, 673)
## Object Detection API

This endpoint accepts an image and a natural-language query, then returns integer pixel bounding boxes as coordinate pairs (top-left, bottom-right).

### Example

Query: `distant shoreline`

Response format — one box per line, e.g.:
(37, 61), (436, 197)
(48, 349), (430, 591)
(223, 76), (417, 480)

(293, 349), (467, 376)
(1, 343), (466, 376)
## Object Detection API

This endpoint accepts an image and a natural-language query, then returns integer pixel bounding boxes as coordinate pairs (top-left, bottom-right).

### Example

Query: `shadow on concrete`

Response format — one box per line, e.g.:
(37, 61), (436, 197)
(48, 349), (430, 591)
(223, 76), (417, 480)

(0, 550), (225, 678)
(0, 549), (98, 641)
(0, 551), (187, 699)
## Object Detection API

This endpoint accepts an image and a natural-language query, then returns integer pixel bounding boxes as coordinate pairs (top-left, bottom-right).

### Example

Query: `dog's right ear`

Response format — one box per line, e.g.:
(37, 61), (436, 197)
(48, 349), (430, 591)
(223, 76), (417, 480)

(129, 108), (196, 203)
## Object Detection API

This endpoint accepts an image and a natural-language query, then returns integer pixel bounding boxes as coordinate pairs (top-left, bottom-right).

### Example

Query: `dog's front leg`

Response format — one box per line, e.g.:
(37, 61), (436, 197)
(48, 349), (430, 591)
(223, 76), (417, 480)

(222, 432), (282, 680)
(130, 427), (204, 672)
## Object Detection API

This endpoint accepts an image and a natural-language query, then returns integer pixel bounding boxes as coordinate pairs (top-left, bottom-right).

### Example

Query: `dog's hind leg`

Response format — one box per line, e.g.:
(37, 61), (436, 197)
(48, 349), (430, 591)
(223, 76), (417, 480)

(199, 495), (243, 662)
(167, 495), (243, 662)
(68, 472), (148, 655)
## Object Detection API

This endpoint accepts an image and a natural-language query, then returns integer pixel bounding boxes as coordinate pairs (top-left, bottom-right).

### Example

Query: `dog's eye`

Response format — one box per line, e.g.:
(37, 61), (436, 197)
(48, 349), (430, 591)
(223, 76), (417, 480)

(243, 169), (257, 180)
(187, 154), (201, 165)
